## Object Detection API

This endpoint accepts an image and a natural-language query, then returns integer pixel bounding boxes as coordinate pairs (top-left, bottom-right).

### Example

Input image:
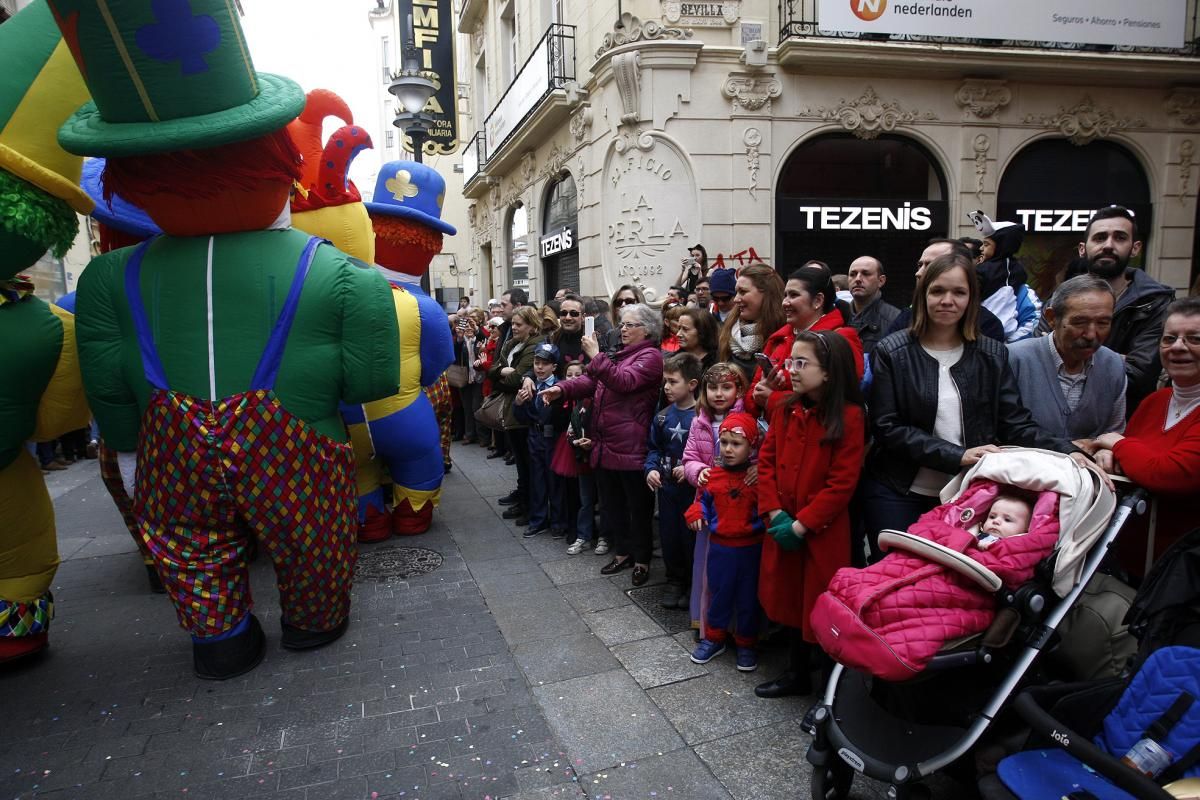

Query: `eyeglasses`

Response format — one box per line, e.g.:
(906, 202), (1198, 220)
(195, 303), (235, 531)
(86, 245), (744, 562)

(784, 357), (812, 372)
(560, 310), (582, 317)
(1160, 333), (1200, 348)
(619, 321), (645, 330)
(615, 298), (638, 307)
(712, 294), (733, 302)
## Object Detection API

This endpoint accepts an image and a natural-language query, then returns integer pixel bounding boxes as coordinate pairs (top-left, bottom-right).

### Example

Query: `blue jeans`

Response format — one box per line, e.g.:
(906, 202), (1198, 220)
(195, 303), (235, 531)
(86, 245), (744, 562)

(854, 475), (939, 565)
(527, 432), (558, 528)
(706, 540), (762, 647)
(576, 472), (597, 541)
(658, 486), (694, 587)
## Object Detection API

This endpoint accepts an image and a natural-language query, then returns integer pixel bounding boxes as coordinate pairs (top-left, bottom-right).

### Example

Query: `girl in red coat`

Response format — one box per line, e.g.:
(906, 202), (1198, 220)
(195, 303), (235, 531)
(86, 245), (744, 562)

(755, 330), (866, 700)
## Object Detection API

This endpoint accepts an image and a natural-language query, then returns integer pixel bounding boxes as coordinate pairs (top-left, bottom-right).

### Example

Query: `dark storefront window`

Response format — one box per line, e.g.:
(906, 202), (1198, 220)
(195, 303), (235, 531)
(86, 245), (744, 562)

(776, 133), (948, 307)
(997, 139), (1151, 297)
(541, 172), (579, 296)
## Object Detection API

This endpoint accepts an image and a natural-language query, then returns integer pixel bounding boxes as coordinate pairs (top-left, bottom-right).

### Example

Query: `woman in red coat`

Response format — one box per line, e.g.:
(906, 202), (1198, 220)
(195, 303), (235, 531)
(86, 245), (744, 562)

(1091, 297), (1200, 574)
(746, 264), (863, 417)
(755, 329), (866, 699)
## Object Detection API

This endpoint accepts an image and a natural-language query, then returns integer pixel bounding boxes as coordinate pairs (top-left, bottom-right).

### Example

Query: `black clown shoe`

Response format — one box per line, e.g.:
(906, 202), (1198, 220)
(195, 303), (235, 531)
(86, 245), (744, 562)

(281, 617), (349, 651)
(193, 615), (266, 680)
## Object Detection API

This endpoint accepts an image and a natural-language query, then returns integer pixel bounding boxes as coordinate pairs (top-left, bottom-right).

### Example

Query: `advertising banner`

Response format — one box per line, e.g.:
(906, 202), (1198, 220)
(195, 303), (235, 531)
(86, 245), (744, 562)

(399, 0), (459, 156)
(486, 35), (551, 155)
(816, 0), (1186, 49)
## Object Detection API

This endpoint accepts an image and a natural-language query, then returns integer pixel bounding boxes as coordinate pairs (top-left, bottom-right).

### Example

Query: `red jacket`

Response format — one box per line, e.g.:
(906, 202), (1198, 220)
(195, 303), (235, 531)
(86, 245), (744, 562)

(685, 465), (765, 547)
(756, 399), (865, 639)
(1112, 388), (1200, 569)
(745, 309), (864, 417)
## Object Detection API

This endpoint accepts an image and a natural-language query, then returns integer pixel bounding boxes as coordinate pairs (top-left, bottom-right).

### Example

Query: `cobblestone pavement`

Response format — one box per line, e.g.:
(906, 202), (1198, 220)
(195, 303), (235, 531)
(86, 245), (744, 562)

(1, 442), (974, 800)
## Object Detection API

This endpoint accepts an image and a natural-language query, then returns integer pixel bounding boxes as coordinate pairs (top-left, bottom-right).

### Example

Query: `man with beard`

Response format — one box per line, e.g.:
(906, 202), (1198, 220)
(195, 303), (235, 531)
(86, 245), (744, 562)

(1008, 275), (1126, 452)
(1080, 206), (1174, 413)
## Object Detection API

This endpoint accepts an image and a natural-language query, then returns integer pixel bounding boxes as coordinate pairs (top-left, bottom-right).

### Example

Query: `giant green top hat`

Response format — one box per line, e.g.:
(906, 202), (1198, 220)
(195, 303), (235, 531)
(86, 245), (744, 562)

(46, 0), (305, 156)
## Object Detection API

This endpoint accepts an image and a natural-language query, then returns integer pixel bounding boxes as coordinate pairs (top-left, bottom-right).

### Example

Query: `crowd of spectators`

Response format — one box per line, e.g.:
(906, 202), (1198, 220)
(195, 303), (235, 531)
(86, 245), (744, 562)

(441, 205), (1199, 699)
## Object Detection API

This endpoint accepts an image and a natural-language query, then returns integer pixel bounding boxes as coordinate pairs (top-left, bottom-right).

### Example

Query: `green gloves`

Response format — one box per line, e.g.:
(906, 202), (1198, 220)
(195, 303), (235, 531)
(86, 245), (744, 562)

(768, 512), (804, 551)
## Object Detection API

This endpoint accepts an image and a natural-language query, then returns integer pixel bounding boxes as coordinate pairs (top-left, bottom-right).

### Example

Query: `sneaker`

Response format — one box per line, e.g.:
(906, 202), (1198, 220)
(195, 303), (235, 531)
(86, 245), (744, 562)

(566, 538), (592, 555)
(523, 524), (549, 538)
(735, 647), (758, 672)
(594, 538), (610, 555)
(690, 639), (726, 665)
(550, 528), (567, 539)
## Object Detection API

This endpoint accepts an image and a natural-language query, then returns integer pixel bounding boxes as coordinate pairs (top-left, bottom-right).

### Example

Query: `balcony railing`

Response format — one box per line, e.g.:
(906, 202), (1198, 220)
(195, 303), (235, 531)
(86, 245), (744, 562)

(778, 0), (1199, 56)
(482, 23), (576, 159)
(462, 131), (486, 185)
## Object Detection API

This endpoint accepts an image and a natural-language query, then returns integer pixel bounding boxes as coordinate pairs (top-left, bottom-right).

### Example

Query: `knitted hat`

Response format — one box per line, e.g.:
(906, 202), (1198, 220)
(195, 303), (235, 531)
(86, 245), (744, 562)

(719, 411), (759, 447)
(365, 160), (456, 235)
(0, 0), (93, 213)
(48, 0), (305, 156)
(709, 267), (736, 297)
(532, 342), (561, 364)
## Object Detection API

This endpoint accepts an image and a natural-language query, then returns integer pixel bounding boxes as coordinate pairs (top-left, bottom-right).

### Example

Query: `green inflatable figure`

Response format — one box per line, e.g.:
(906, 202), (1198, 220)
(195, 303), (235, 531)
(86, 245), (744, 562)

(49, 0), (400, 679)
(0, 1), (94, 665)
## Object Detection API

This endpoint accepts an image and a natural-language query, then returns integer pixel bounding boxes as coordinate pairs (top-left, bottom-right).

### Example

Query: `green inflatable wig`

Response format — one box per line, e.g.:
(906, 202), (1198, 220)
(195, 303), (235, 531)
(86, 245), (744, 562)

(0, 0), (94, 665)
(48, 0), (401, 680)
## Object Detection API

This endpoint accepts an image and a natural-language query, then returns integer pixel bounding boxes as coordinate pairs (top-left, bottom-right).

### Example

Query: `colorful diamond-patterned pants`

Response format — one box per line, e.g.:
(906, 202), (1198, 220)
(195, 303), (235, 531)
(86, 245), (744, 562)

(425, 373), (453, 466)
(98, 441), (152, 565)
(135, 389), (357, 639)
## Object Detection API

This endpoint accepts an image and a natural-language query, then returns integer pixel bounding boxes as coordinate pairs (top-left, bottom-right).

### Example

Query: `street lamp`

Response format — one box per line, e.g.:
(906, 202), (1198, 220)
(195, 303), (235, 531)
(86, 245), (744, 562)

(387, 14), (438, 163)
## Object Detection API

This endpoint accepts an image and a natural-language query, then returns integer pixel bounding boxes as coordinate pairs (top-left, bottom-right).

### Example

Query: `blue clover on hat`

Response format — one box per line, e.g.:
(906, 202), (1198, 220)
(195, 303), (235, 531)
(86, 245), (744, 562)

(365, 160), (456, 235)
(532, 342), (561, 364)
(81, 157), (161, 238)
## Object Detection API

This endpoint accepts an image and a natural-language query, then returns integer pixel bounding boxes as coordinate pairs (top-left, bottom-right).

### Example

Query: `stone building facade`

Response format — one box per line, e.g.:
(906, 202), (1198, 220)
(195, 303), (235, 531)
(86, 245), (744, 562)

(457, 0), (1199, 306)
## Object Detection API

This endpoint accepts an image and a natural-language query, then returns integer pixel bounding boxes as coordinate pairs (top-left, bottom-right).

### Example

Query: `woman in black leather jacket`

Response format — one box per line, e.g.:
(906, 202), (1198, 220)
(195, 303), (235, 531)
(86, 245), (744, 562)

(858, 252), (1081, 563)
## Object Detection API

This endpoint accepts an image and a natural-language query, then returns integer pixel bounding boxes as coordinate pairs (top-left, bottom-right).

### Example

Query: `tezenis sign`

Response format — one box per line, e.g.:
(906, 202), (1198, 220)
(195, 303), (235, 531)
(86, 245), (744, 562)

(779, 198), (948, 233)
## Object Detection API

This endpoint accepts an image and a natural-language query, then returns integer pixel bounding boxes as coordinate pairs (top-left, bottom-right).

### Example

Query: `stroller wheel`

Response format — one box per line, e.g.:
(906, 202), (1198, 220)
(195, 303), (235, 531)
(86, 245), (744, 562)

(810, 756), (853, 800)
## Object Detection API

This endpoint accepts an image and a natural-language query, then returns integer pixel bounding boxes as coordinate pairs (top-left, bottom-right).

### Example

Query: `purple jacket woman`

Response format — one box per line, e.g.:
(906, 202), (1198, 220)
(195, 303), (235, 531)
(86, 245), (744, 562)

(559, 338), (664, 471)
(551, 305), (664, 585)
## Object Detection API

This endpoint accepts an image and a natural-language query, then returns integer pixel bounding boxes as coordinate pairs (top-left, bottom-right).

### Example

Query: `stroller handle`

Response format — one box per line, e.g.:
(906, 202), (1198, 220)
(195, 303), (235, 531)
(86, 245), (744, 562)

(1012, 691), (1174, 800)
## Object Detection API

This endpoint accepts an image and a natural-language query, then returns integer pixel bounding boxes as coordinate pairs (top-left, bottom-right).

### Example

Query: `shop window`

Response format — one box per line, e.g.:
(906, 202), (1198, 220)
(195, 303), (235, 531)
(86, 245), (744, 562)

(775, 133), (948, 306)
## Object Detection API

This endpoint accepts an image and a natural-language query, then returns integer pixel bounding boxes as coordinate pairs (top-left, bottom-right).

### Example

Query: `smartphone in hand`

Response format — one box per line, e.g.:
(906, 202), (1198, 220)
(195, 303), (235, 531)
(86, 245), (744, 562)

(753, 352), (775, 378)
(584, 316), (595, 337)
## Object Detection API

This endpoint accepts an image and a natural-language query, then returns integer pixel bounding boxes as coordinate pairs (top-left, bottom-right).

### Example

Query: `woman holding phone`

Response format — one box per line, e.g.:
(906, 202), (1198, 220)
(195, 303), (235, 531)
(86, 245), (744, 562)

(676, 244), (710, 296)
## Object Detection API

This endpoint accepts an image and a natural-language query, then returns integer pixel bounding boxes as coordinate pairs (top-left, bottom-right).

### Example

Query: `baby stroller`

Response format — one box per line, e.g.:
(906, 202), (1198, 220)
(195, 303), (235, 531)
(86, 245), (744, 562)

(982, 526), (1200, 799)
(806, 448), (1139, 799)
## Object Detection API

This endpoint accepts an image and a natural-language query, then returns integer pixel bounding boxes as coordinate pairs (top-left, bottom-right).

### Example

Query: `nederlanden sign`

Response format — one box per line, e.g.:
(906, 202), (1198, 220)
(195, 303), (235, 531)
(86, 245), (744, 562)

(817, 0), (1186, 48)
(400, 0), (459, 156)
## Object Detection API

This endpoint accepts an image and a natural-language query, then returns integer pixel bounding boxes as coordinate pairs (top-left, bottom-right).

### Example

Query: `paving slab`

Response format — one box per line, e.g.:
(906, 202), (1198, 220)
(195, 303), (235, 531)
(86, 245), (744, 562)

(611, 635), (708, 689)
(540, 556), (610, 586)
(561, 577), (633, 614)
(648, 669), (809, 745)
(513, 632), (621, 686)
(693, 719), (815, 800)
(532, 669), (683, 774)
(583, 604), (665, 646)
(580, 747), (734, 800)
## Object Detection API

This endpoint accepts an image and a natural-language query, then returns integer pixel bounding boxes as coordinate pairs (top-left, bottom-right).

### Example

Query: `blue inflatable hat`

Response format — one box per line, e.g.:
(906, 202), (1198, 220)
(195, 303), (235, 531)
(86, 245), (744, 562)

(80, 158), (162, 239)
(365, 160), (456, 235)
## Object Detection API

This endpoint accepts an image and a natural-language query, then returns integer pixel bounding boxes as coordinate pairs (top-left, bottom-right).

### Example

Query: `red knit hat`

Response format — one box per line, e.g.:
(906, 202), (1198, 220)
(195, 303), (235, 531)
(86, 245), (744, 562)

(719, 412), (760, 447)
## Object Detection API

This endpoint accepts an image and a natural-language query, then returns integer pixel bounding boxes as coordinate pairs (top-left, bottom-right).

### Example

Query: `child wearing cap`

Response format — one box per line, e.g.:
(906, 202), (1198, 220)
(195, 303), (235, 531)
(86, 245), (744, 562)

(685, 411), (766, 672)
(514, 342), (569, 537)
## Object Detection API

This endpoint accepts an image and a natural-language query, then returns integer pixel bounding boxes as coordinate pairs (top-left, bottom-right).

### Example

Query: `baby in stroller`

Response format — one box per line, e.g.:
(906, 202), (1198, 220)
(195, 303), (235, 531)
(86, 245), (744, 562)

(813, 480), (1059, 682)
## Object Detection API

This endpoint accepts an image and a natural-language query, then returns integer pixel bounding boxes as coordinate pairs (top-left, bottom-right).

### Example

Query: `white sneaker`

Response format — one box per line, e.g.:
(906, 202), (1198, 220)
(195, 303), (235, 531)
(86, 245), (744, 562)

(566, 538), (591, 555)
(594, 538), (610, 555)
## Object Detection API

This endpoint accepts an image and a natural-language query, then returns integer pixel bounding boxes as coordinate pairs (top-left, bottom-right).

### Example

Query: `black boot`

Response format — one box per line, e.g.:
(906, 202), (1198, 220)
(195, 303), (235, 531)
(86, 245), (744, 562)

(145, 563), (166, 594)
(755, 630), (814, 698)
(193, 615), (266, 680)
(281, 617), (349, 651)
